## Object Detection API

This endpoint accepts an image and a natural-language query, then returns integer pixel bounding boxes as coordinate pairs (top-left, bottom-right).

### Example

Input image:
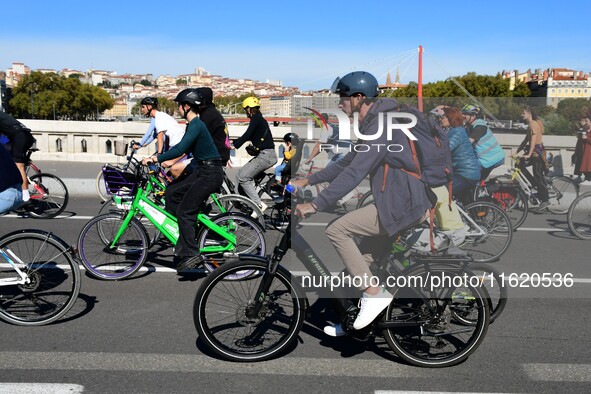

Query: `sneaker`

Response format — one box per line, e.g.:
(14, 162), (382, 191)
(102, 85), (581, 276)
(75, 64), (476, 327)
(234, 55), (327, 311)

(353, 287), (394, 330)
(175, 256), (202, 272)
(323, 323), (347, 337)
(259, 201), (268, 212)
(536, 201), (551, 211)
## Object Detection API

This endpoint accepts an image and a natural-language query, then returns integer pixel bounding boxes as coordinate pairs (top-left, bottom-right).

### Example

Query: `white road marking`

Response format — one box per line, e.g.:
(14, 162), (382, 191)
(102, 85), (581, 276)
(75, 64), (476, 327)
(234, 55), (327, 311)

(0, 383), (84, 393)
(0, 352), (589, 384)
(375, 391), (514, 394)
(523, 363), (591, 382)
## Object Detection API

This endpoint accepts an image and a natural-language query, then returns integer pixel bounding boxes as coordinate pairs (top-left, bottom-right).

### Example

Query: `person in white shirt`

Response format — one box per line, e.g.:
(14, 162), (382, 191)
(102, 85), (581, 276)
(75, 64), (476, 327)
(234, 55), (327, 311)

(140, 97), (191, 178)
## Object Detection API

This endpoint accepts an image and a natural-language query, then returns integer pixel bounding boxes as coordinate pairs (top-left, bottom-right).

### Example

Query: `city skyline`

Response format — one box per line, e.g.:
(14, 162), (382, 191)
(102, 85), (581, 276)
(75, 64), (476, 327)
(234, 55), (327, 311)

(2, 0), (591, 90)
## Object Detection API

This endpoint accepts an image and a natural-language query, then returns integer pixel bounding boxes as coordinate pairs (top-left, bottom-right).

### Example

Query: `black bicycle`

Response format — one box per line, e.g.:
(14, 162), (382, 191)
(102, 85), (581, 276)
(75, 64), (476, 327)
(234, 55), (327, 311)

(193, 186), (490, 367)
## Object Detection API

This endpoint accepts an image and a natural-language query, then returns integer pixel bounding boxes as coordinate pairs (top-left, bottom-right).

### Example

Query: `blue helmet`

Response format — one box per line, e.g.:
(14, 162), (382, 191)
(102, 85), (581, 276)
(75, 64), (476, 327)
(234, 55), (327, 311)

(330, 71), (379, 98)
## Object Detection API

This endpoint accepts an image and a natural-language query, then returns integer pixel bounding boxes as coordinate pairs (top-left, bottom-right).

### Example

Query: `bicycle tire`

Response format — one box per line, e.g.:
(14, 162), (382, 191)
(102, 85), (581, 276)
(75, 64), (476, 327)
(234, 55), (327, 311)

(474, 182), (529, 231)
(96, 170), (112, 202)
(356, 190), (374, 210)
(567, 191), (591, 240)
(98, 198), (162, 248)
(196, 213), (266, 280)
(382, 263), (489, 367)
(460, 201), (513, 263)
(193, 259), (306, 361)
(208, 194), (265, 227)
(77, 213), (150, 280)
(452, 263), (508, 324)
(0, 230), (81, 326)
(27, 173), (69, 219)
(547, 176), (579, 214)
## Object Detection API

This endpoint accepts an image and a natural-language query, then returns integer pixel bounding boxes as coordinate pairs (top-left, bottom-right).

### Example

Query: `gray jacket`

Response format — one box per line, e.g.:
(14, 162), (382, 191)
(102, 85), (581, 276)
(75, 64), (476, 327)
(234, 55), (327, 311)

(309, 98), (434, 237)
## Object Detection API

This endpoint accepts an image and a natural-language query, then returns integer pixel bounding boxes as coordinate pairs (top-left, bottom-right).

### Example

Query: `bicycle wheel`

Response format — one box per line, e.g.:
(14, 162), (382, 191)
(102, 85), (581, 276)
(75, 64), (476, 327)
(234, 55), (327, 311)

(207, 194), (264, 227)
(339, 188), (366, 213)
(475, 184), (529, 230)
(356, 190), (374, 210)
(547, 176), (579, 214)
(460, 201), (513, 263)
(194, 259), (306, 361)
(567, 191), (591, 240)
(96, 170), (112, 202)
(98, 198), (162, 247)
(27, 173), (69, 219)
(196, 213), (266, 279)
(0, 230), (81, 326)
(77, 213), (150, 280)
(452, 263), (508, 324)
(382, 264), (489, 367)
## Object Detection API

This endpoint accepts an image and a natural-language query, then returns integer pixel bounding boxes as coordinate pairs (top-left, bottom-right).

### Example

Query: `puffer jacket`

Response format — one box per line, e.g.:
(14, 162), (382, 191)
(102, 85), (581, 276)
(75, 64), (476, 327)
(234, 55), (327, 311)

(447, 126), (481, 181)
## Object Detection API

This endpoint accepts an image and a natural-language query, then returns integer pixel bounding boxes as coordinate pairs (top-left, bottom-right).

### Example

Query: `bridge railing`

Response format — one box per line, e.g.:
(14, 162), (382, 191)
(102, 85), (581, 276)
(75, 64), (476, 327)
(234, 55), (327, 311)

(20, 119), (579, 175)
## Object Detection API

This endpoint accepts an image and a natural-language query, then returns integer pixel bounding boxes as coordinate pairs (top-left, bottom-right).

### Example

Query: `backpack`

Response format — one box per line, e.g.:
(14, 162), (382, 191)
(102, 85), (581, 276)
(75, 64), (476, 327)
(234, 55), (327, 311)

(396, 104), (453, 188)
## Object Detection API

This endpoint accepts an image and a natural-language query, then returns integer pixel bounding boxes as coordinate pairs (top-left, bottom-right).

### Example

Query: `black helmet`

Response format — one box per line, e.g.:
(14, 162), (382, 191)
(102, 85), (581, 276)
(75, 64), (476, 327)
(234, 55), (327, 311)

(283, 132), (300, 145)
(330, 71), (379, 98)
(141, 97), (158, 107)
(174, 88), (202, 106)
(196, 87), (213, 104)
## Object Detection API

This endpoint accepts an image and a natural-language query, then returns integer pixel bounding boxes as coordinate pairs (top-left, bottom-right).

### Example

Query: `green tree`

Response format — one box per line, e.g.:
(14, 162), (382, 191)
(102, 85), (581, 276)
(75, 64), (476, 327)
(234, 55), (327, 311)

(10, 71), (114, 120)
(140, 79), (152, 86)
(556, 98), (591, 133)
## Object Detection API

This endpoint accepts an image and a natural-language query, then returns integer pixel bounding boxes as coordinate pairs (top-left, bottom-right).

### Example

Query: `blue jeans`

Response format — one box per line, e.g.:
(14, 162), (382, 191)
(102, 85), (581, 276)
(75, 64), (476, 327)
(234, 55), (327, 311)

(275, 162), (287, 180)
(0, 184), (23, 214)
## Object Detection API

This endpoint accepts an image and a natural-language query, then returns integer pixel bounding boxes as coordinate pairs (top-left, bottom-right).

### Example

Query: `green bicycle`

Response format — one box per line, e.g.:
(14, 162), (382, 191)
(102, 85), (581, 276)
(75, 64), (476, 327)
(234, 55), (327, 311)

(77, 164), (266, 280)
(98, 163), (264, 247)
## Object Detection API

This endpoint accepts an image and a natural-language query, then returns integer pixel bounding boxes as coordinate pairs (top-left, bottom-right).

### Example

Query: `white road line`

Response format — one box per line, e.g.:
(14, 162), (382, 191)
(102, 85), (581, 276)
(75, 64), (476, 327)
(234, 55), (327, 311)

(0, 215), (576, 234)
(523, 363), (591, 382)
(0, 351), (426, 378)
(1, 214), (94, 220)
(81, 265), (591, 285)
(375, 391), (514, 394)
(517, 227), (567, 232)
(0, 352), (589, 384)
(0, 383), (84, 394)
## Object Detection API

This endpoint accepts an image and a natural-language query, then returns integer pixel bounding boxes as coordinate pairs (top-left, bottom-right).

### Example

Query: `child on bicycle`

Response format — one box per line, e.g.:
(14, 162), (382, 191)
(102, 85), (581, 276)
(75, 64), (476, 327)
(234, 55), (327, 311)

(275, 133), (299, 183)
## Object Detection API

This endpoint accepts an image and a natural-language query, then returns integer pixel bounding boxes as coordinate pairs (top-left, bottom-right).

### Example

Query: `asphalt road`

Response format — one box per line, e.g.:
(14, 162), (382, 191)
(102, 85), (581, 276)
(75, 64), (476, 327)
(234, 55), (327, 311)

(1, 194), (591, 393)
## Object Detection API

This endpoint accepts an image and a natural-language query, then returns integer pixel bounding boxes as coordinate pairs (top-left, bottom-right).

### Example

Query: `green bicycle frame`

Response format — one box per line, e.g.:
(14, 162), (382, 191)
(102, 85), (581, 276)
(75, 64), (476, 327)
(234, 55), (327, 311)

(109, 175), (237, 254)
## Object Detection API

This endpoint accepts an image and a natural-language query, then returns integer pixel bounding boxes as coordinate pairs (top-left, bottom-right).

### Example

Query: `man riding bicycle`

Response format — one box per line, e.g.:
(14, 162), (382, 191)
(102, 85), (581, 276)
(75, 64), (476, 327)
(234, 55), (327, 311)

(292, 71), (436, 336)
(0, 111), (36, 203)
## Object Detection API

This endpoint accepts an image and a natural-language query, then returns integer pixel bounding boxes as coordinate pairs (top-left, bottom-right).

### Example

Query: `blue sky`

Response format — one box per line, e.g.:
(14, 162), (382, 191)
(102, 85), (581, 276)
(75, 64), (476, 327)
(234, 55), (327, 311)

(2, 0), (590, 90)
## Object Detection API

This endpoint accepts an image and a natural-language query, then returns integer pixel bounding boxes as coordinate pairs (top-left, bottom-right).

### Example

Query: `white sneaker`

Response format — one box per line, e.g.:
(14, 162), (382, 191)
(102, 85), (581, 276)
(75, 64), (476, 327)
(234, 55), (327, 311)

(323, 323), (347, 337)
(353, 287), (393, 330)
(259, 201), (268, 212)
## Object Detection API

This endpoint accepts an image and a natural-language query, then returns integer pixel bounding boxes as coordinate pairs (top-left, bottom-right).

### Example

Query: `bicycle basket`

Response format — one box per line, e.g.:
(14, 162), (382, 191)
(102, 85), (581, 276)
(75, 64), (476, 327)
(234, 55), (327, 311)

(114, 140), (129, 156)
(102, 164), (139, 196)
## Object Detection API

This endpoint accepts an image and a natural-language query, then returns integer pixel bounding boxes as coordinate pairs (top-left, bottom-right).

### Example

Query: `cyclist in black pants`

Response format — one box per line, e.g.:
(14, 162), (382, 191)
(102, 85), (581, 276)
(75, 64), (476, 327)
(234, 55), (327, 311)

(143, 88), (223, 272)
(0, 112), (35, 202)
(195, 87), (231, 166)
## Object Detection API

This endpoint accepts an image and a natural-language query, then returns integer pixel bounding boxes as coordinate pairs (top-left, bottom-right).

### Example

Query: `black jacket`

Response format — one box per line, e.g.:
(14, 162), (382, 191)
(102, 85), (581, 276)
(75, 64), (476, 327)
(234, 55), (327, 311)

(199, 104), (231, 165)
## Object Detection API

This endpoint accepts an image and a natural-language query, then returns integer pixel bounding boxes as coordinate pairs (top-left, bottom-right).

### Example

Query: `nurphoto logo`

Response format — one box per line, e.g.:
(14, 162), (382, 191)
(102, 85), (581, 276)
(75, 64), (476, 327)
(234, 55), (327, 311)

(305, 106), (418, 153)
